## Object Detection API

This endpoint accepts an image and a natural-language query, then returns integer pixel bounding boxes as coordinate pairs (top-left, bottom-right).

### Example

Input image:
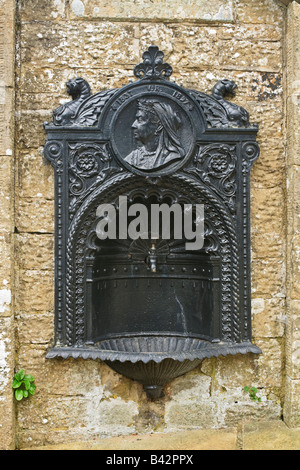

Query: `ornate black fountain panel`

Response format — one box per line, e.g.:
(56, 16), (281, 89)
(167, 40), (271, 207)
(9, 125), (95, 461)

(44, 46), (261, 399)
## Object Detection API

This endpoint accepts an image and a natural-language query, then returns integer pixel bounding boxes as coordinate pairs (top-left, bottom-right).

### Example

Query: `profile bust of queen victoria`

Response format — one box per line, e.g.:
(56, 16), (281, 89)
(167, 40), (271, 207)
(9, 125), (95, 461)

(124, 99), (185, 171)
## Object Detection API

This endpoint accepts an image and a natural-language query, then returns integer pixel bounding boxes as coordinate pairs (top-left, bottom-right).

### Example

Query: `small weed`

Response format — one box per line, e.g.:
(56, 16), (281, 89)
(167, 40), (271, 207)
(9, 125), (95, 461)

(12, 369), (36, 401)
(243, 386), (261, 402)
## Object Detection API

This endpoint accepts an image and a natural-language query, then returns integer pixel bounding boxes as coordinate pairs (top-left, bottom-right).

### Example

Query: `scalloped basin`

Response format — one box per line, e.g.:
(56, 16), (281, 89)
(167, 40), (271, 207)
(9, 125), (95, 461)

(95, 336), (261, 399)
(100, 336), (205, 399)
(46, 337), (261, 399)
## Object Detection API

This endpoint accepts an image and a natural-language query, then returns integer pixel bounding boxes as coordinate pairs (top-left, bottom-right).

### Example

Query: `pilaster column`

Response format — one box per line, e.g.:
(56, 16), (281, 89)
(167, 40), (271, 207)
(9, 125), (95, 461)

(284, 0), (300, 427)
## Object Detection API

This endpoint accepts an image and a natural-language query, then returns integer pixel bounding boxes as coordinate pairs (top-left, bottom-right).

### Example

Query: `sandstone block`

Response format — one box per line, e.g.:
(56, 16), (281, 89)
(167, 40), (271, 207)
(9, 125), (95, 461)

(17, 393), (138, 447)
(284, 376), (300, 427)
(20, 21), (139, 72)
(16, 111), (50, 149)
(220, 23), (282, 42)
(0, 156), (12, 232)
(0, 233), (12, 292)
(18, 149), (54, 199)
(286, 98), (300, 165)
(16, 313), (54, 346)
(250, 185), (285, 260)
(252, 297), (286, 338)
(286, 166), (300, 234)
(18, 0), (66, 22)
(15, 233), (54, 271)
(139, 24), (219, 70)
(165, 370), (211, 400)
(0, 316), (15, 449)
(285, 300), (300, 377)
(165, 399), (219, 430)
(255, 338), (284, 389)
(15, 270), (54, 313)
(243, 420), (300, 450)
(69, 0), (235, 22)
(236, 0), (284, 26)
(16, 198), (54, 233)
(219, 38), (282, 72)
(201, 354), (257, 392)
(252, 258), (285, 297)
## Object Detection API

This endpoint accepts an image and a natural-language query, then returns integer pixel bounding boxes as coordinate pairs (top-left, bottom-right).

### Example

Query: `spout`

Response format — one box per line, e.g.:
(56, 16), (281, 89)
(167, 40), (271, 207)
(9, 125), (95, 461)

(147, 242), (157, 273)
(143, 385), (164, 400)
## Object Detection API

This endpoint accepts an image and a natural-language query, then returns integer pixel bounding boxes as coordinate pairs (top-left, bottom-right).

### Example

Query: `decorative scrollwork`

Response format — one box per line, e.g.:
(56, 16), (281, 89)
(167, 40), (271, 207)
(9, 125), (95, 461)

(68, 142), (113, 217)
(242, 141), (260, 166)
(44, 141), (63, 164)
(188, 144), (237, 214)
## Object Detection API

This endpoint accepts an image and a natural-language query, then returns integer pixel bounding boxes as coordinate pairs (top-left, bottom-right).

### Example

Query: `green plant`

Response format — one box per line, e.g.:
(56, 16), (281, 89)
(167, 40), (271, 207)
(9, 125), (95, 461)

(243, 385), (261, 402)
(12, 369), (36, 401)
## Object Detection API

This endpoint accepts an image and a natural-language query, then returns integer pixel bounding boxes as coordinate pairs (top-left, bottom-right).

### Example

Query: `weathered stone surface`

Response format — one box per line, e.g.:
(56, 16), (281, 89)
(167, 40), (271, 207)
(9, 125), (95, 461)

(251, 185), (285, 259)
(251, 258), (285, 297)
(219, 38), (282, 72)
(69, 0), (235, 22)
(286, 300), (300, 377)
(0, 317), (15, 449)
(0, 156), (13, 232)
(15, 270), (54, 312)
(20, 420), (300, 450)
(18, 0), (66, 22)
(16, 198), (54, 233)
(16, 111), (51, 149)
(242, 420), (300, 450)
(7, 0), (298, 450)
(252, 297), (285, 338)
(284, 377), (300, 427)
(235, 0), (285, 25)
(15, 233), (54, 271)
(0, 233), (12, 292)
(255, 338), (284, 390)
(18, 149), (54, 199)
(285, 1), (300, 427)
(20, 21), (140, 71)
(16, 313), (54, 346)
(220, 23), (282, 42)
(0, 0), (15, 450)
(17, 393), (139, 448)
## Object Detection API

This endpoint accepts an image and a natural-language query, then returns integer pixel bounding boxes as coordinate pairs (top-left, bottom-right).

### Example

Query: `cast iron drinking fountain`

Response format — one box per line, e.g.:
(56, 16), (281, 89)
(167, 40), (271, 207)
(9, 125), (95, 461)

(44, 46), (261, 399)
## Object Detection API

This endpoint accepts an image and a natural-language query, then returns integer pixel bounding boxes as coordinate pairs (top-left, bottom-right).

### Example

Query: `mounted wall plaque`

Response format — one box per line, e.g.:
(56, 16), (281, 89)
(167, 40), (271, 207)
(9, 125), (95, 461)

(44, 46), (261, 399)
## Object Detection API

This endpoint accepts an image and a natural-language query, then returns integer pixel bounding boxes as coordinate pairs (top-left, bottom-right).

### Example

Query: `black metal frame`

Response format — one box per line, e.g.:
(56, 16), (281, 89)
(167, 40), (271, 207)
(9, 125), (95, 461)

(44, 46), (261, 398)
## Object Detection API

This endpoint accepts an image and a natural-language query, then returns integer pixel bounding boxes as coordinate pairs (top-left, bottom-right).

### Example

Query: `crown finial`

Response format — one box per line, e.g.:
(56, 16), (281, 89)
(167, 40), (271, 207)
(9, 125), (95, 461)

(134, 46), (173, 80)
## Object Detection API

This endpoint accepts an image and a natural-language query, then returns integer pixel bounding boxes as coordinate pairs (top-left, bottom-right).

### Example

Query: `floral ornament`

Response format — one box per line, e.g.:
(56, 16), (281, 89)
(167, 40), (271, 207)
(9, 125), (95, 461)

(76, 151), (99, 175)
(134, 46), (173, 79)
(209, 153), (229, 175)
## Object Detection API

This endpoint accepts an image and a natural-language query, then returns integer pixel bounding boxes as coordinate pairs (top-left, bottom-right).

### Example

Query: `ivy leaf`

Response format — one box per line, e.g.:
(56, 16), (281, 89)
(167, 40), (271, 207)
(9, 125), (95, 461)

(12, 379), (22, 389)
(24, 374), (35, 383)
(28, 384), (36, 395)
(243, 386), (249, 392)
(15, 369), (25, 382)
(24, 379), (31, 390)
(15, 389), (24, 401)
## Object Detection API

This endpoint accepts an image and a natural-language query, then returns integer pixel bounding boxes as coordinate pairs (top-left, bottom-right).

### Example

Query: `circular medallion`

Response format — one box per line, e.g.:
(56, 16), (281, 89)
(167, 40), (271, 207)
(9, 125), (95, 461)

(111, 93), (196, 176)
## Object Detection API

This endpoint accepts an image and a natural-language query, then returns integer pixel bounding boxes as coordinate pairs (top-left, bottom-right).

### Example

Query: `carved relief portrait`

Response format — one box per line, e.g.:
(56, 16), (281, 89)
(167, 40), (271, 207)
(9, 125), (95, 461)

(112, 95), (195, 174)
(124, 99), (185, 170)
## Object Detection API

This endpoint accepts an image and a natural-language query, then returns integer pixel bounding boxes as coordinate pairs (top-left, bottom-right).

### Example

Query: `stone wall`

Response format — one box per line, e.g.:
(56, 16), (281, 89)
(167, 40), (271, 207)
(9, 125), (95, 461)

(284, 0), (300, 427)
(0, 0), (15, 450)
(1, 0), (299, 449)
